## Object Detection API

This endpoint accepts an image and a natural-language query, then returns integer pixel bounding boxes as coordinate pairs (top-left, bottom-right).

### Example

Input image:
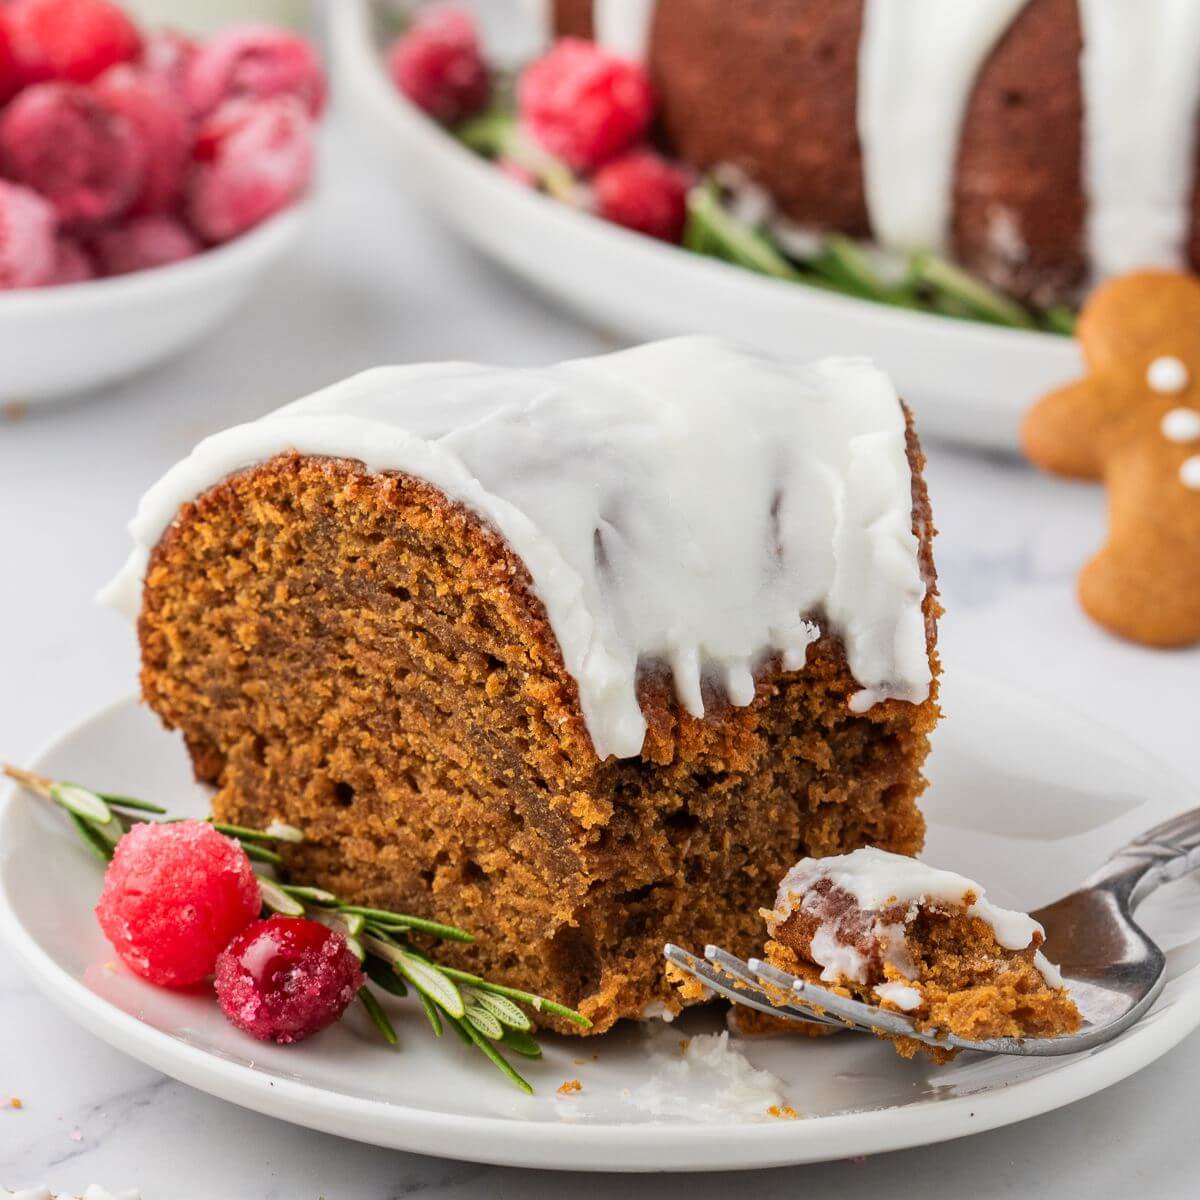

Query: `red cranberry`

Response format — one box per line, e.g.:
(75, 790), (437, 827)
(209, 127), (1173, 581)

(594, 149), (693, 243)
(7, 0), (141, 84)
(215, 916), (364, 1044)
(95, 820), (261, 988)
(517, 37), (653, 172)
(387, 5), (489, 125)
(0, 179), (57, 289)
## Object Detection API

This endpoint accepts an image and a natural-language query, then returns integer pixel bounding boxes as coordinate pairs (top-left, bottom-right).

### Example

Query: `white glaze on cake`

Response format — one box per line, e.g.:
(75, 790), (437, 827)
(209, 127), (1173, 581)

(1, 1190), (138, 1200)
(856, 0), (1028, 253)
(1079, 1), (1200, 280)
(592, 0), (657, 61)
(101, 338), (931, 762)
(770, 847), (1062, 987)
(874, 980), (922, 1011)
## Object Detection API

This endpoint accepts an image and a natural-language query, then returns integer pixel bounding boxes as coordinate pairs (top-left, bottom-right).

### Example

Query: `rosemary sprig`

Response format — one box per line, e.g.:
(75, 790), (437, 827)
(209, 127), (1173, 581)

(2, 763), (591, 1091)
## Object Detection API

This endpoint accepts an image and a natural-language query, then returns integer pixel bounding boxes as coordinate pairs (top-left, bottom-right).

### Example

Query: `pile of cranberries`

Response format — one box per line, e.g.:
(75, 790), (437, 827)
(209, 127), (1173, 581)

(388, 6), (694, 245)
(95, 820), (362, 1044)
(0, 0), (323, 290)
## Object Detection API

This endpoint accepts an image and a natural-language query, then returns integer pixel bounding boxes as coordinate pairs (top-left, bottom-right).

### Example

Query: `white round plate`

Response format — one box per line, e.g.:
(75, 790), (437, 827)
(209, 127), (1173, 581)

(3, 673), (1199, 1171)
(332, 0), (1081, 453)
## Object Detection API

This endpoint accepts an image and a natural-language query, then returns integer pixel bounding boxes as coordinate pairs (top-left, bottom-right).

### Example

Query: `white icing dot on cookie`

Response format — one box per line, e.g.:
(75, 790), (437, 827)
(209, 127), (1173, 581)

(1147, 355), (1190, 394)
(1161, 407), (1200, 443)
(1180, 454), (1200, 490)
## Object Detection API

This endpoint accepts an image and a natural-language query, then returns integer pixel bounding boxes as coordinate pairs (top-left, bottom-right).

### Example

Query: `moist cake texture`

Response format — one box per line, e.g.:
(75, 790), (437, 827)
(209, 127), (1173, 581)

(764, 848), (1081, 1057)
(105, 338), (941, 1034)
(551, 0), (1200, 306)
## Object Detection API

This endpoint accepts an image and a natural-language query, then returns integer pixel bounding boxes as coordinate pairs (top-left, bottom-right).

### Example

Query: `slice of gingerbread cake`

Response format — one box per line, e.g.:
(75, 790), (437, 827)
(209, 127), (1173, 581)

(102, 337), (940, 1033)
(764, 847), (1081, 1056)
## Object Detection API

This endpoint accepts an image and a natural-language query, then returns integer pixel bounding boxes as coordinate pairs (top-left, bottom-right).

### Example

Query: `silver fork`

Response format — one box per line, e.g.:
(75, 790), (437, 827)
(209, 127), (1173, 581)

(665, 806), (1200, 1056)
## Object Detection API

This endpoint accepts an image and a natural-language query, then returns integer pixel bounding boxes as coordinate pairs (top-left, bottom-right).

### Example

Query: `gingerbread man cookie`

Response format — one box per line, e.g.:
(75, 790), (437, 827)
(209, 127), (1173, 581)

(1022, 270), (1200, 647)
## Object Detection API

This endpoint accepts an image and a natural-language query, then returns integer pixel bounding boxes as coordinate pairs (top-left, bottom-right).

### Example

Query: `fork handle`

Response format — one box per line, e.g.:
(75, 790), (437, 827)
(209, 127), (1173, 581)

(1094, 805), (1200, 908)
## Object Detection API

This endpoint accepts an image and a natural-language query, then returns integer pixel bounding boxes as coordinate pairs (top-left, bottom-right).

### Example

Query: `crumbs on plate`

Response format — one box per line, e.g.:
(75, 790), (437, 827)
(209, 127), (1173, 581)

(557, 1079), (582, 1095)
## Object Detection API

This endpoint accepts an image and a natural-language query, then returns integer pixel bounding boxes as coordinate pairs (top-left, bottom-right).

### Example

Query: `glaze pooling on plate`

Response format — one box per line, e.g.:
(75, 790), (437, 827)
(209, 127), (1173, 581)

(101, 337), (930, 761)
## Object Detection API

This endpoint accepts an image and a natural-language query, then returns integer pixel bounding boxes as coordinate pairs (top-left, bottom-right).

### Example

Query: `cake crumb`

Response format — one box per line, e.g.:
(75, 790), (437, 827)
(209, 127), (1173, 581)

(8, 1096), (22, 1109)
(557, 1079), (582, 1095)
(767, 1104), (799, 1120)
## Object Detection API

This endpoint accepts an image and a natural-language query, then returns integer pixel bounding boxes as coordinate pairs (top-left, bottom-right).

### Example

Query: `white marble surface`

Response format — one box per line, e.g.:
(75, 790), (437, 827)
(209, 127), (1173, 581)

(2, 116), (1199, 1199)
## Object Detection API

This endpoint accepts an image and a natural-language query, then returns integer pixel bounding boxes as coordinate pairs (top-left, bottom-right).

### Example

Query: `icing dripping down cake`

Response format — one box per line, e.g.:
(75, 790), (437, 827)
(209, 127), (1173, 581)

(103, 337), (941, 1033)
(549, 0), (1200, 306)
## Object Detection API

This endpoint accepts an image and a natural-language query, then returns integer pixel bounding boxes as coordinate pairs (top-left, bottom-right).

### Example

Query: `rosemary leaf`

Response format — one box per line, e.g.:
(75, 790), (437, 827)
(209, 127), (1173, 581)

(467, 988), (532, 1032)
(341, 912), (366, 938)
(500, 1027), (543, 1059)
(394, 951), (465, 1018)
(337, 905), (474, 943)
(455, 1017), (533, 1094)
(67, 812), (114, 862)
(96, 792), (168, 815)
(416, 988), (443, 1037)
(238, 841), (283, 866)
(257, 876), (304, 917)
(280, 884), (338, 905)
(437, 970), (591, 1029)
(684, 180), (801, 281)
(358, 987), (398, 1046)
(910, 252), (1037, 329)
(464, 1003), (504, 1041)
(364, 957), (408, 998)
(210, 820), (288, 845)
(51, 782), (113, 825)
(264, 821), (304, 843)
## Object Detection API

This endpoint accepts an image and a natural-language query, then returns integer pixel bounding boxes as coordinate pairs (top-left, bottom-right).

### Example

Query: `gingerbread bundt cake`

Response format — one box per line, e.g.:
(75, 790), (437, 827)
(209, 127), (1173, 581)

(550, 1), (1200, 307)
(103, 337), (940, 1033)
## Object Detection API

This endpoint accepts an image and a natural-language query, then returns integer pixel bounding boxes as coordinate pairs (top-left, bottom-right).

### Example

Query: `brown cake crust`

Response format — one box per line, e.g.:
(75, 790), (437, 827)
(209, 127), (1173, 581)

(136, 418), (939, 1035)
(554, 0), (1200, 305)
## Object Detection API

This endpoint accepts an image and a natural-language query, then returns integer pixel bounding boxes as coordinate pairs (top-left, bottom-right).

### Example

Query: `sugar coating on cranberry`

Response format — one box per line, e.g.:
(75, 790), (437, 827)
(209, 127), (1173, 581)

(7, 0), (141, 84)
(95, 820), (261, 988)
(0, 179), (57, 288)
(594, 150), (692, 243)
(44, 233), (94, 284)
(388, 5), (489, 125)
(188, 95), (314, 243)
(93, 214), (199, 275)
(215, 916), (364, 1044)
(138, 28), (197, 98)
(0, 81), (145, 226)
(93, 64), (190, 215)
(518, 37), (653, 172)
(185, 22), (325, 119)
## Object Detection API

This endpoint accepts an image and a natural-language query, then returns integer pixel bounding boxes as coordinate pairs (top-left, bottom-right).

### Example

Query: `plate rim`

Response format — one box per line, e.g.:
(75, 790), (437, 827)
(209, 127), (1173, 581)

(2, 686), (1198, 1171)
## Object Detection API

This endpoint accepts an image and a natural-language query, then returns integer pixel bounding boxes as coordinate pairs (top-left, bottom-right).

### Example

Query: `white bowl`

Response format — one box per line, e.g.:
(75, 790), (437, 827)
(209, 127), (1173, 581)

(332, 0), (1082, 452)
(0, 206), (307, 406)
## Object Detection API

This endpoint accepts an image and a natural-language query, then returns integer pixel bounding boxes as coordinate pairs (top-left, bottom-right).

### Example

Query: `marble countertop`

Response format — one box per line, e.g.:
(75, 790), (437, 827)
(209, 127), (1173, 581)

(2, 120), (1198, 1200)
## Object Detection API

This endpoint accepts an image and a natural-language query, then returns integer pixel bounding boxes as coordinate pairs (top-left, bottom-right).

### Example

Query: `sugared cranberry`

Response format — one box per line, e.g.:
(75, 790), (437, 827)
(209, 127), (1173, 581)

(7, 0), (141, 84)
(92, 214), (199, 275)
(95, 820), (261, 988)
(0, 15), (24, 104)
(517, 38), (653, 172)
(93, 65), (190, 215)
(44, 233), (94, 284)
(0, 180), (56, 288)
(0, 82), (144, 227)
(138, 28), (196, 99)
(594, 149), (692, 243)
(387, 5), (489, 125)
(185, 22), (325, 119)
(214, 916), (364, 1044)
(187, 95), (314, 243)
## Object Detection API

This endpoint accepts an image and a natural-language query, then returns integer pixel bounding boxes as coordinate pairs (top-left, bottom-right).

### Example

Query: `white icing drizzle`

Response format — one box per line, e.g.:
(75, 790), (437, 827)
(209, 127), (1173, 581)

(874, 981), (923, 1012)
(856, 0), (1028, 253)
(1148, 356), (1191, 396)
(592, 0), (657, 61)
(100, 338), (931, 762)
(1, 1190), (138, 1200)
(772, 847), (1065, 988)
(1079, 0), (1200, 280)
(1162, 407), (1200, 443)
(1180, 455), (1200, 490)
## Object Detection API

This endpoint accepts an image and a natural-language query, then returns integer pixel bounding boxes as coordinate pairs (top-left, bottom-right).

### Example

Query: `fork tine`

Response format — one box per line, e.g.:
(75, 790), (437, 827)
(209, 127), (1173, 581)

(702, 945), (842, 1027)
(662, 944), (831, 1027)
(745, 956), (959, 1047)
